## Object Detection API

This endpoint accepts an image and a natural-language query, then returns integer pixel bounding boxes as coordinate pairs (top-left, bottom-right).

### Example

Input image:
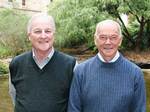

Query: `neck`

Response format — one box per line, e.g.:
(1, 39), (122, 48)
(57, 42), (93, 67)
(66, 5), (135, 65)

(34, 48), (52, 63)
(103, 57), (114, 62)
(98, 51), (119, 63)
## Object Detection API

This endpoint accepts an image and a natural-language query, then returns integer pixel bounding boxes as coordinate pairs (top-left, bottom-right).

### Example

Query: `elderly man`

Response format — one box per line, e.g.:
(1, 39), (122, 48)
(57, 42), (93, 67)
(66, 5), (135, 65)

(9, 13), (76, 112)
(68, 19), (146, 112)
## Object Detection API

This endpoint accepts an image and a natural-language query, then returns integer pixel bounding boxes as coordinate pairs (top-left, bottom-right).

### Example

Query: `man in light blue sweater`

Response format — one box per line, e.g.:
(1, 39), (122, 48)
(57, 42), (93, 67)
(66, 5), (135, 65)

(68, 19), (146, 112)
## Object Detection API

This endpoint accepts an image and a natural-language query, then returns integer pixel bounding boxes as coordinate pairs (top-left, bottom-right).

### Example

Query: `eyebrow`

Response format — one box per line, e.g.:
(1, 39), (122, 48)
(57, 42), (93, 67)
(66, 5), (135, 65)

(32, 28), (52, 31)
(99, 34), (118, 36)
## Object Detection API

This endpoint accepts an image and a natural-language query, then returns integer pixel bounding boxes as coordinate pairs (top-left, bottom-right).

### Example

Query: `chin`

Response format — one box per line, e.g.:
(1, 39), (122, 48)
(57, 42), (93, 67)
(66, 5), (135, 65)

(104, 52), (115, 57)
(38, 47), (51, 51)
(104, 51), (114, 54)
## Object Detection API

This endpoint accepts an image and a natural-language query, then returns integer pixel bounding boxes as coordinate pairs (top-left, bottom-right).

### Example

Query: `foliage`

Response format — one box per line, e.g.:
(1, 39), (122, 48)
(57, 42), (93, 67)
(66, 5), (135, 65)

(0, 0), (150, 57)
(0, 61), (9, 75)
(49, 0), (150, 51)
(0, 8), (29, 57)
(49, 0), (111, 48)
(101, 0), (150, 51)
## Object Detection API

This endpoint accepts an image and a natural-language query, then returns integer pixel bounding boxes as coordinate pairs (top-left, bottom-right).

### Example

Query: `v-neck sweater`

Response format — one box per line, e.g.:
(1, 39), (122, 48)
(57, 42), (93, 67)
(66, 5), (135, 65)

(9, 50), (76, 112)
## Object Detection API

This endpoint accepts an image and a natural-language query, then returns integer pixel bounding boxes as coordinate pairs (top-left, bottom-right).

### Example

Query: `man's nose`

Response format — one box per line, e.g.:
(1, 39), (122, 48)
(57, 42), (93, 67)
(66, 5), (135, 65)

(105, 38), (111, 44)
(41, 30), (47, 38)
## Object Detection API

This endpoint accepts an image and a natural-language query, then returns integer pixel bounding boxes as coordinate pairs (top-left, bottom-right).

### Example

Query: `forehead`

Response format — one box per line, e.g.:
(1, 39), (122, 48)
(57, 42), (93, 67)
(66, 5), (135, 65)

(31, 17), (52, 29)
(98, 22), (119, 34)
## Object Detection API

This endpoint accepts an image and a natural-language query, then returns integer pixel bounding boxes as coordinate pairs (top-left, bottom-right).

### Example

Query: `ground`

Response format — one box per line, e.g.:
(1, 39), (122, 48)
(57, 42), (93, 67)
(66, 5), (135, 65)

(61, 45), (150, 64)
(0, 47), (150, 65)
(122, 51), (150, 63)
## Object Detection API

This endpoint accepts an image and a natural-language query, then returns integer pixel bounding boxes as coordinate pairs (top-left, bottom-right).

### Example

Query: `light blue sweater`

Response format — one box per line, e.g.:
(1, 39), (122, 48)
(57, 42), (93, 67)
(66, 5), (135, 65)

(68, 54), (146, 112)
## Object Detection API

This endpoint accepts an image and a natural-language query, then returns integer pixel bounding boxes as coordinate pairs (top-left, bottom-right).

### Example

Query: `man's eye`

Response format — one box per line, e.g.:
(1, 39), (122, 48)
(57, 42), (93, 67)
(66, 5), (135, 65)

(100, 36), (105, 39)
(99, 36), (106, 40)
(111, 36), (117, 40)
(34, 30), (42, 34)
(45, 30), (52, 33)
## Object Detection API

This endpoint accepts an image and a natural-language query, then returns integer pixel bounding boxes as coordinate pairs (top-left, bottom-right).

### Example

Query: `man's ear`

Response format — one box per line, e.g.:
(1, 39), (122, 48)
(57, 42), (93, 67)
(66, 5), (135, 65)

(27, 33), (31, 41)
(94, 36), (97, 46)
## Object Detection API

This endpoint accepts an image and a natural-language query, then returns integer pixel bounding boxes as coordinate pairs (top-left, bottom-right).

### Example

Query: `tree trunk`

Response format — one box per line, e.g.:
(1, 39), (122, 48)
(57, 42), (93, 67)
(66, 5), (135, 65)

(117, 14), (135, 46)
(146, 20), (150, 48)
(135, 16), (145, 52)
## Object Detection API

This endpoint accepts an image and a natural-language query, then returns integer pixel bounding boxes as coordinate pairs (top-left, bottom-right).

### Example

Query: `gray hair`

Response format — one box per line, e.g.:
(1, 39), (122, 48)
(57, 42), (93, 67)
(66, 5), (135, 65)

(95, 19), (122, 38)
(27, 13), (56, 34)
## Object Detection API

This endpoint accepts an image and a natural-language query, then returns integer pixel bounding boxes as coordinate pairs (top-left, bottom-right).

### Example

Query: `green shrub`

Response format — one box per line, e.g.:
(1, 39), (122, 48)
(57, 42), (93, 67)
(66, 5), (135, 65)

(49, 0), (111, 48)
(0, 61), (9, 75)
(0, 8), (29, 57)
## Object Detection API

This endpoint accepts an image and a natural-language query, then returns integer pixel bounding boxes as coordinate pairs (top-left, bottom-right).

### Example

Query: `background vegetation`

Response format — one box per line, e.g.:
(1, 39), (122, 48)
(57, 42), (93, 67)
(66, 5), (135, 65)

(0, 61), (9, 75)
(0, 0), (150, 57)
(49, 0), (111, 48)
(49, 0), (150, 51)
(0, 9), (29, 58)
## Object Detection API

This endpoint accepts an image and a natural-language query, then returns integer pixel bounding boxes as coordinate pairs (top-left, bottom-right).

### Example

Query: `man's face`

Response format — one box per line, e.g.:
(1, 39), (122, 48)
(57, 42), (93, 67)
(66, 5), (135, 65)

(95, 23), (122, 61)
(28, 17), (54, 52)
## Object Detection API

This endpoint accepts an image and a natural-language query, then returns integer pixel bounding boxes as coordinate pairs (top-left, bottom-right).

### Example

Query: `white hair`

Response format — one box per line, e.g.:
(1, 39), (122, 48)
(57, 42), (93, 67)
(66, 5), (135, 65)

(95, 19), (122, 38)
(27, 13), (56, 34)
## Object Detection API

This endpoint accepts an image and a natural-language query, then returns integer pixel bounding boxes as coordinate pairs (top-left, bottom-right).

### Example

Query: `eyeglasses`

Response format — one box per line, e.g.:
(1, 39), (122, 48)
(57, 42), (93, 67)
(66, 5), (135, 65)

(98, 35), (119, 42)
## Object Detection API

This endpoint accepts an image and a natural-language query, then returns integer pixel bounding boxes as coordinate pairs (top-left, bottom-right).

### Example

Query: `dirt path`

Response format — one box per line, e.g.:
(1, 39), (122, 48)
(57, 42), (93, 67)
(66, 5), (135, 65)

(0, 50), (150, 65)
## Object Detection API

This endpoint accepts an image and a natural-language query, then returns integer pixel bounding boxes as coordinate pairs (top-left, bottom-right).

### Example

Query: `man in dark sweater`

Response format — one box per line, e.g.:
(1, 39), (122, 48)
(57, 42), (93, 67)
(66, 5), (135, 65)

(68, 20), (146, 112)
(9, 13), (76, 112)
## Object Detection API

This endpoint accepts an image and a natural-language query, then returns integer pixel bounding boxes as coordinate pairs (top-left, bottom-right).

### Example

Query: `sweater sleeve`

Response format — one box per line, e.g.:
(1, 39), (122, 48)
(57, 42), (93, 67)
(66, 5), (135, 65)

(130, 69), (146, 112)
(68, 65), (83, 112)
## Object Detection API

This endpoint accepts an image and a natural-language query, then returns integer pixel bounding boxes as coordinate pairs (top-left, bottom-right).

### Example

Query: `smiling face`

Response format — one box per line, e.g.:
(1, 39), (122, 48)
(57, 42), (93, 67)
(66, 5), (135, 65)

(28, 14), (55, 53)
(94, 20), (122, 62)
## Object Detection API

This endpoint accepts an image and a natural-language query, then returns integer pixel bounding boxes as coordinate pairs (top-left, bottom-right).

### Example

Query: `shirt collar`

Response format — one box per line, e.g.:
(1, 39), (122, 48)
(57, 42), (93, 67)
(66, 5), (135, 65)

(32, 47), (54, 62)
(98, 51), (120, 63)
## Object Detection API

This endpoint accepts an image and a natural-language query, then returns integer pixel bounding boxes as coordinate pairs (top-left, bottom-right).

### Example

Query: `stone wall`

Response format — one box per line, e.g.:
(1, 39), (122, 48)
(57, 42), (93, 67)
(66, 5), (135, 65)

(0, 0), (51, 15)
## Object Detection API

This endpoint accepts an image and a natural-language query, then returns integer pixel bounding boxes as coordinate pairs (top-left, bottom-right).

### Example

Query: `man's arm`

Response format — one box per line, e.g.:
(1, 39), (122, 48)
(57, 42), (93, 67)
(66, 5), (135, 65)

(68, 66), (82, 112)
(131, 70), (146, 112)
(8, 74), (16, 105)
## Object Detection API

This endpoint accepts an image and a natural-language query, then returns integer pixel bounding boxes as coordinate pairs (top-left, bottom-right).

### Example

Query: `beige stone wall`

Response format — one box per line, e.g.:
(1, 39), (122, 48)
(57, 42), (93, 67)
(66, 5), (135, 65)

(26, 0), (50, 12)
(0, 0), (13, 8)
(0, 0), (8, 4)
(0, 0), (50, 12)
(14, 0), (50, 12)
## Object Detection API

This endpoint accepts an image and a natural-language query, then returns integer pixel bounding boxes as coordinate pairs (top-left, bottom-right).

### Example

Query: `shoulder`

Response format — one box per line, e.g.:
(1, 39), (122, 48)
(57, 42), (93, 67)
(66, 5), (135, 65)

(55, 50), (76, 62)
(122, 57), (145, 85)
(9, 51), (31, 73)
(120, 54), (143, 77)
(73, 56), (97, 82)
(10, 51), (31, 65)
(121, 55), (141, 70)
(53, 50), (76, 68)
(75, 56), (97, 72)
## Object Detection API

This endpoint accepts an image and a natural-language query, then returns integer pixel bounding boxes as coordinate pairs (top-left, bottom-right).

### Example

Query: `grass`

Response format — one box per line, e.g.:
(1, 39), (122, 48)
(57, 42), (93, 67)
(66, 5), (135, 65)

(0, 70), (149, 112)
(0, 61), (9, 75)
(0, 47), (11, 58)
(0, 76), (13, 112)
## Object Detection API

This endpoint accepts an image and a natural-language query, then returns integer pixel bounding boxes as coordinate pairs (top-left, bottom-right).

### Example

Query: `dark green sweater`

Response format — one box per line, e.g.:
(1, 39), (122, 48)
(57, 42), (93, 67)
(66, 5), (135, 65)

(9, 50), (76, 112)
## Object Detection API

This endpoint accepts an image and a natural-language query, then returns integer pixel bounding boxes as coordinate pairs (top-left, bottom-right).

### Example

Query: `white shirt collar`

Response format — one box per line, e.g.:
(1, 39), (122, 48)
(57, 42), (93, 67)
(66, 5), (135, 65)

(32, 47), (54, 69)
(32, 47), (54, 60)
(97, 51), (120, 63)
